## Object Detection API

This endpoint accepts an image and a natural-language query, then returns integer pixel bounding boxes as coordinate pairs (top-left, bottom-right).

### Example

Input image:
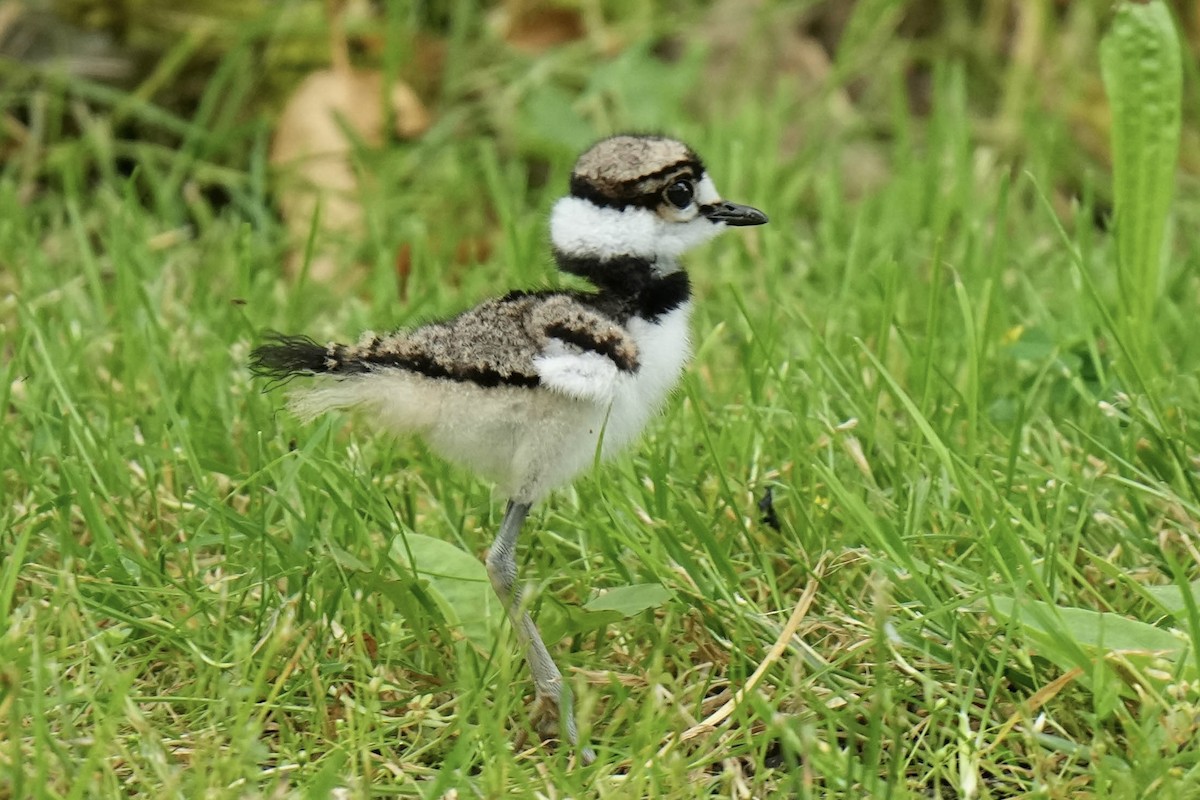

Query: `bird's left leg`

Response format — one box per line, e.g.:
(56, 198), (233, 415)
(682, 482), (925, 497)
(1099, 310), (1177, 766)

(485, 500), (592, 762)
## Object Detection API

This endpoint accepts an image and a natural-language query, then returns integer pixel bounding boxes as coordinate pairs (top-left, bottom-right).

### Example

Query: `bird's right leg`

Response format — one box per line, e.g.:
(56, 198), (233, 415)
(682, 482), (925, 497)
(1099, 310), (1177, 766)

(485, 500), (592, 762)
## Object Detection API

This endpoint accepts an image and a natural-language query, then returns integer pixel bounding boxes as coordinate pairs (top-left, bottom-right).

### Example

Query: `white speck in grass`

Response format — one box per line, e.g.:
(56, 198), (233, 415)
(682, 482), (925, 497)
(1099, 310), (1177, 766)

(1033, 712), (1047, 733)
(834, 417), (858, 432)
(1098, 400), (1119, 417)
(843, 435), (872, 478)
(958, 709), (979, 799)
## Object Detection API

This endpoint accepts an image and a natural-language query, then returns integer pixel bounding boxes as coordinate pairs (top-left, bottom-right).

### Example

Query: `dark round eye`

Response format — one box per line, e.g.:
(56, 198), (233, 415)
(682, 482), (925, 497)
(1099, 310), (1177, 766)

(664, 180), (694, 209)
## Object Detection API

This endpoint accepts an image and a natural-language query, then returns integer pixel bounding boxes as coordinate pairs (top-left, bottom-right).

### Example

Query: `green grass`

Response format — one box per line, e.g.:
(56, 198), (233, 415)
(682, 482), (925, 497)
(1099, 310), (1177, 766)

(4, 2), (1200, 797)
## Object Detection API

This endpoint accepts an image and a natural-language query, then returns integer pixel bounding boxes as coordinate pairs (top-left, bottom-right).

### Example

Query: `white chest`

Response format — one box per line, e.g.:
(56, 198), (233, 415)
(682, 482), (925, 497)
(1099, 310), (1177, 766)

(603, 302), (693, 454)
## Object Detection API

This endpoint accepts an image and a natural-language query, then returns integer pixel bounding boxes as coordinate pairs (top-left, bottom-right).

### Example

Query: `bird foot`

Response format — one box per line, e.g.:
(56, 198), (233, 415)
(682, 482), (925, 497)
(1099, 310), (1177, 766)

(512, 693), (595, 765)
(528, 693), (565, 739)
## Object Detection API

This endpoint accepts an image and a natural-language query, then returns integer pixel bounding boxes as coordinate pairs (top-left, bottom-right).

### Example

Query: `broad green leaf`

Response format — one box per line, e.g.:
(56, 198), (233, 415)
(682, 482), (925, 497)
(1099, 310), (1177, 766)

(1144, 580), (1200, 616)
(539, 599), (625, 644)
(388, 533), (501, 650)
(1100, 0), (1182, 333)
(584, 583), (674, 616)
(328, 544), (372, 573)
(990, 596), (1186, 660)
(541, 584), (674, 643)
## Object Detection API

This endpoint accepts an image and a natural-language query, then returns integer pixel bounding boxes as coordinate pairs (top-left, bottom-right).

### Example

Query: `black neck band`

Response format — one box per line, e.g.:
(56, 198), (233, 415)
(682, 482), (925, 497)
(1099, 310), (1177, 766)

(553, 249), (691, 322)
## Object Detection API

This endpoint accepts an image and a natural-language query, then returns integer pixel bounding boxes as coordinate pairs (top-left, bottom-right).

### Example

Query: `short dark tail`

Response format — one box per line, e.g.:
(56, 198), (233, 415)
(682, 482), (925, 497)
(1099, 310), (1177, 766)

(249, 332), (364, 383)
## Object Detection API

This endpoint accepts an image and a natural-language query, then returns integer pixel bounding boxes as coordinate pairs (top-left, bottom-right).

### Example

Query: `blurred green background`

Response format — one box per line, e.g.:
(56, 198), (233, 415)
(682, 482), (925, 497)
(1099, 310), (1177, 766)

(4, 1), (1200, 797)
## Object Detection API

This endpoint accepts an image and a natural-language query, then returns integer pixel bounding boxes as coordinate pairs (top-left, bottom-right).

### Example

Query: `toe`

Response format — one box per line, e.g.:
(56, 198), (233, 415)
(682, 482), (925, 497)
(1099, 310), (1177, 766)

(528, 694), (562, 738)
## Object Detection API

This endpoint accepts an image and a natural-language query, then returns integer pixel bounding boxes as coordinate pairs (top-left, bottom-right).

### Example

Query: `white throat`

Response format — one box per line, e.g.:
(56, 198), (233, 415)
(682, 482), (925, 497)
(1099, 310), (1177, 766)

(549, 196), (726, 267)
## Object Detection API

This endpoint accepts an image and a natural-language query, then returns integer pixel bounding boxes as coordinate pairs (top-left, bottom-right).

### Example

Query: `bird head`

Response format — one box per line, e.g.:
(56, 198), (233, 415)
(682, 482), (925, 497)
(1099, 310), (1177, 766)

(549, 135), (767, 274)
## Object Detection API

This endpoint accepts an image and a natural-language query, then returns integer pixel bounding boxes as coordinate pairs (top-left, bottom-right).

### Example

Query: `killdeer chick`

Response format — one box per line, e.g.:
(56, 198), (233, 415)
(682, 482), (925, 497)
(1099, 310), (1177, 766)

(250, 134), (767, 760)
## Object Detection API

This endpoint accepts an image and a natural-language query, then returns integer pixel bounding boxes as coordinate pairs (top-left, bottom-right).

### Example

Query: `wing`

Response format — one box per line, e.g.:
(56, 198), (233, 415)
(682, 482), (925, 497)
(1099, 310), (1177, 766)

(528, 295), (640, 404)
(331, 292), (640, 403)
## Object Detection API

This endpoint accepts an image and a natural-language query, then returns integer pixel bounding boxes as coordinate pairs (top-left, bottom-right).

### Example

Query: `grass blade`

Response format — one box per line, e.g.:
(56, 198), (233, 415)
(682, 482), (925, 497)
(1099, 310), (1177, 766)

(1100, 0), (1183, 345)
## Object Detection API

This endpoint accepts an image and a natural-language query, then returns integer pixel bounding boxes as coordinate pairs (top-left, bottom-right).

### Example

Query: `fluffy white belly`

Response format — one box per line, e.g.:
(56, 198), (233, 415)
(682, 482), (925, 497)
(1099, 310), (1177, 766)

(288, 303), (692, 502)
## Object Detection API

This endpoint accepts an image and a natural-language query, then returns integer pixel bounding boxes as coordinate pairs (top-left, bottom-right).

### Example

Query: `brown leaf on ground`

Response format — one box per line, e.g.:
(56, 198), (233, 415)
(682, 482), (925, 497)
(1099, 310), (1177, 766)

(492, 0), (585, 54)
(270, 68), (431, 282)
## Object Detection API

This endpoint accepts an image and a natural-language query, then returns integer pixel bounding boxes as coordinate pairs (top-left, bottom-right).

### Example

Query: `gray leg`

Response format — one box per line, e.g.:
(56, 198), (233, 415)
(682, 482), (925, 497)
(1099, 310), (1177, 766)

(486, 500), (593, 762)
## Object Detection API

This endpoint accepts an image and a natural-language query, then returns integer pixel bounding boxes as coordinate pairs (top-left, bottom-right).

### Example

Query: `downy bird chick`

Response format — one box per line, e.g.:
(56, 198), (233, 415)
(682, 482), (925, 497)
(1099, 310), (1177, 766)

(250, 134), (767, 761)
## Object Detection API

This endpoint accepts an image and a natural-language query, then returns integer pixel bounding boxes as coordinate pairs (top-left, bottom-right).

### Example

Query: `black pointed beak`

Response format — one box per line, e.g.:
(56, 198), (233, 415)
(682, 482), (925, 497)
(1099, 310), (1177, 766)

(701, 201), (768, 226)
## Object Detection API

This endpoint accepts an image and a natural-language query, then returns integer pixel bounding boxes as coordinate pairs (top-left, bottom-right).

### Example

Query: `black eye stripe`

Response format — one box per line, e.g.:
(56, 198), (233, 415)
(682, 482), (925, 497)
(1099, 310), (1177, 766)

(569, 158), (706, 210)
(633, 160), (704, 186)
(569, 179), (659, 210)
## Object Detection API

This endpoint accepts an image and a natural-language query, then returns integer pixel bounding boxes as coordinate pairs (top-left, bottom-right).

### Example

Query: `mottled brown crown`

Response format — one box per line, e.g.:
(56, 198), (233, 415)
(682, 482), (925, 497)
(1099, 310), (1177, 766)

(570, 135), (705, 209)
